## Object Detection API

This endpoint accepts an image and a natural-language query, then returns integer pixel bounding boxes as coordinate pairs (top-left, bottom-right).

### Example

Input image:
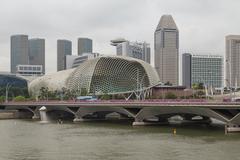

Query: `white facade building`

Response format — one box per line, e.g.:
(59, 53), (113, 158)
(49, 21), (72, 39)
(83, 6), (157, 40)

(16, 64), (43, 77)
(66, 55), (79, 69)
(65, 53), (100, 69)
(191, 54), (223, 88)
(111, 39), (151, 64)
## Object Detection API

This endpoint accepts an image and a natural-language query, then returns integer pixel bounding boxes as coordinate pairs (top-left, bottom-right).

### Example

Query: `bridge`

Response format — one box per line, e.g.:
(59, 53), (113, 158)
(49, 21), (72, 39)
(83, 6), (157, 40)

(1, 100), (240, 133)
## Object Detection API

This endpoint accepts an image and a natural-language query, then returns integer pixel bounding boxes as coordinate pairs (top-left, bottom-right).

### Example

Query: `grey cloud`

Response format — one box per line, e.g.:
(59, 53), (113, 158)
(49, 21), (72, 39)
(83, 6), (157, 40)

(0, 0), (240, 72)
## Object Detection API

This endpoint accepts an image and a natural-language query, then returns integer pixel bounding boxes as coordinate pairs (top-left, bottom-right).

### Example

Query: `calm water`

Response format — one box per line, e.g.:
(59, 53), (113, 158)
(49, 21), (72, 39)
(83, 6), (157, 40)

(0, 120), (240, 160)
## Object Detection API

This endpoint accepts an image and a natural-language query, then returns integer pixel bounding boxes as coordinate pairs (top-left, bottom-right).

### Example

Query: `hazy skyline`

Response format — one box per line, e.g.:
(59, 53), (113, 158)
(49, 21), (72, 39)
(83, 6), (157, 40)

(0, 0), (239, 73)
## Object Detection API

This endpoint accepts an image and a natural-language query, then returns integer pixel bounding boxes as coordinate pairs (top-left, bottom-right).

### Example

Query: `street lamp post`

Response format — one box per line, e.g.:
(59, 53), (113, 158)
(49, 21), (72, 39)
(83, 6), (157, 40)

(225, 79), (233, 100)
(5, 83), (12, 103)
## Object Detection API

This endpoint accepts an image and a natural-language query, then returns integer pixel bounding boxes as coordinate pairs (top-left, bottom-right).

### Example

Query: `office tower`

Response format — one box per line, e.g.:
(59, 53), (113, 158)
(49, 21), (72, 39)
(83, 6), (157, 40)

(29, 38), (45, 74)
(111, 38), (151, 63)
(78, 38), (92, 55)
(57, 40), (72, 71)
(225, 35), (240, 87)
(182, 54), (223, 88)
(10, 35), (29, 73)
(182, 53), (192, 88)
(154, 15), (179, 85)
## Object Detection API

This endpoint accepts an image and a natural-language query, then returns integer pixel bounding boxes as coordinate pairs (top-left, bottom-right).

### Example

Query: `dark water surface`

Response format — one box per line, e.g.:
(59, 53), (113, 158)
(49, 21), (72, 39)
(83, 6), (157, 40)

(0, 120), (240, 160)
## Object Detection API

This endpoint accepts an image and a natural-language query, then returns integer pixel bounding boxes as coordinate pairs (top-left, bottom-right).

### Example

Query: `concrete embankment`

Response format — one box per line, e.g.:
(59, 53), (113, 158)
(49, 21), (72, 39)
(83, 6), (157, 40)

(0, 110), (18, 119)
(0, 110), (33, 119)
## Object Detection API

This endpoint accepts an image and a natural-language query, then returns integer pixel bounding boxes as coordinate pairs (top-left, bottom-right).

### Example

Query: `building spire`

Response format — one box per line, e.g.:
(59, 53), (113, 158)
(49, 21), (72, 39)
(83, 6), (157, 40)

(156, 15), (178, 31)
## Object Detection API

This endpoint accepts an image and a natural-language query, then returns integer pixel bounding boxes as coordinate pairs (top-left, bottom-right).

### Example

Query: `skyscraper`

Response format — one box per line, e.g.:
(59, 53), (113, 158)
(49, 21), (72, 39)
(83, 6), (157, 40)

(182, 53), (192, 88)
(225, 35), (240, 87)
(57, 40), (72, 71)
(10, 35), (29, 73)
(29, 38), (45, 74)
(154, 15), (179, 85)
(78, 38), (92, 55)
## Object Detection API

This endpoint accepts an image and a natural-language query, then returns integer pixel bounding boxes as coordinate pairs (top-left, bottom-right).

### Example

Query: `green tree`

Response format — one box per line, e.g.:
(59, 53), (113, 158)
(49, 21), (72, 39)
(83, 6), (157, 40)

(164, 81), (172, 86)
(192, 83), (198, 90)
(14, 96), (26, 102)
(192, 83), (204, 90)
(0, 96), (5, 103)
(101, 94), (111, 100)
(198, 83), (204, 89)
(80, 88), (88, 96)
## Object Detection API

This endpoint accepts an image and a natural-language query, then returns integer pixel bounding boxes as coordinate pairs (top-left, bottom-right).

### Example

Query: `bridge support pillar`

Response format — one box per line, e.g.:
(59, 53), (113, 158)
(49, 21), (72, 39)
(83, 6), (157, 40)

(132, 118), (168, 126)
(132, 120), (168, 126)
(132, 122), (146, 126)
(39, 106), (49, 124)
(73, 114), (93, 122)
(32, 113), (40, 120)
(132, 119), (146, 126)
(225, 124), (240, 134)
(73, 117), (88, 122)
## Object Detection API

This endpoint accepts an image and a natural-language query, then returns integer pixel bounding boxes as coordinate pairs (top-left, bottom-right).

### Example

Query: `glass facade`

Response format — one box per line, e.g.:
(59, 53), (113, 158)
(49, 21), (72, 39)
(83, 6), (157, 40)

(0, 74), (28, 97)
(28, 39), (45, 74)
(57, 40), (72, 71)
(78, 38), (92, 55)
(182, 53), (192, 88)
(191, 55), (223, 88)
(10, 35), (29, 73)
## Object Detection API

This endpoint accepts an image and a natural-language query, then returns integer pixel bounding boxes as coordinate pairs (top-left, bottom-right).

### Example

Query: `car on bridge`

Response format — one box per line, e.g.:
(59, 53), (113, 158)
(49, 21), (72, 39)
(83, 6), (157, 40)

(76, 96), (97, 101)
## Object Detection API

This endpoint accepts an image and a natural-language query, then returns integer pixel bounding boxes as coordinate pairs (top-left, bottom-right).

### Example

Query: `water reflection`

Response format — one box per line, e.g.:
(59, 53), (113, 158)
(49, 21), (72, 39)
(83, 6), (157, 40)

(0, 120), (239, 160)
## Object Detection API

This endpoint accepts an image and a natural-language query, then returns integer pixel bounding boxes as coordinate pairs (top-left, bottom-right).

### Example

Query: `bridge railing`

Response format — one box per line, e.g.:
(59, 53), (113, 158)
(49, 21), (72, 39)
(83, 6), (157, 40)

(2, 99), (240, 106)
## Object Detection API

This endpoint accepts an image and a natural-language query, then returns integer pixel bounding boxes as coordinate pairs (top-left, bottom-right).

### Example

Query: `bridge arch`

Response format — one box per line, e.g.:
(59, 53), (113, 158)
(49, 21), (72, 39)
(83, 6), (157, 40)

(134, 107), (229, 124)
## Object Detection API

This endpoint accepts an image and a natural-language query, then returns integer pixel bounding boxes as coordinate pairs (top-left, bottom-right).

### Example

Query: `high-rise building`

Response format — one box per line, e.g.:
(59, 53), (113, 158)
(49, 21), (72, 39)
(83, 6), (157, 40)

(10, 35), (29, 73)
(57, 40), (72, 71)
(78, 38), (92, 55)
(29, 38), (45, 74)
(111, 38), (151, 63)
(182, 54), (223, 88)
(182, 53), (192, 88)
(154, 15), (179, 85)
(225, 35), (240, 87)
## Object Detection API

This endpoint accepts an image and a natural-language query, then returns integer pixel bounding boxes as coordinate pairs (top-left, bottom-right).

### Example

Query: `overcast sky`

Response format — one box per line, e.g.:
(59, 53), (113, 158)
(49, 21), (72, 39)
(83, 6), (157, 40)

(0, 0), (239, 73)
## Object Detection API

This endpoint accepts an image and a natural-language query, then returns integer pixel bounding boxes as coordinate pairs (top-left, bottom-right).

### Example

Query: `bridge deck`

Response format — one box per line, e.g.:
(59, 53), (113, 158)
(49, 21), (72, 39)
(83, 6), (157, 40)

(1, 100), (240, 108)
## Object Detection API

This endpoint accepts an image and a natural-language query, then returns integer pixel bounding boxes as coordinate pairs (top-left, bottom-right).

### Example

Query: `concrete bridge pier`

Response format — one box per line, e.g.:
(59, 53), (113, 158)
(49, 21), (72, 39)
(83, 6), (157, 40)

(39, 106), (49, 123)
(225, 123), (240, 134)
(22, 106), (41, 120)
(71, 107), (101, 123)
(32, 113), (40, 120)
(73, 116), (93, 122)
(132, 108), (169, 126)
(225, 113), (240, 133)
(181, 115), (212, 125)
(73, 117), (86, 122)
